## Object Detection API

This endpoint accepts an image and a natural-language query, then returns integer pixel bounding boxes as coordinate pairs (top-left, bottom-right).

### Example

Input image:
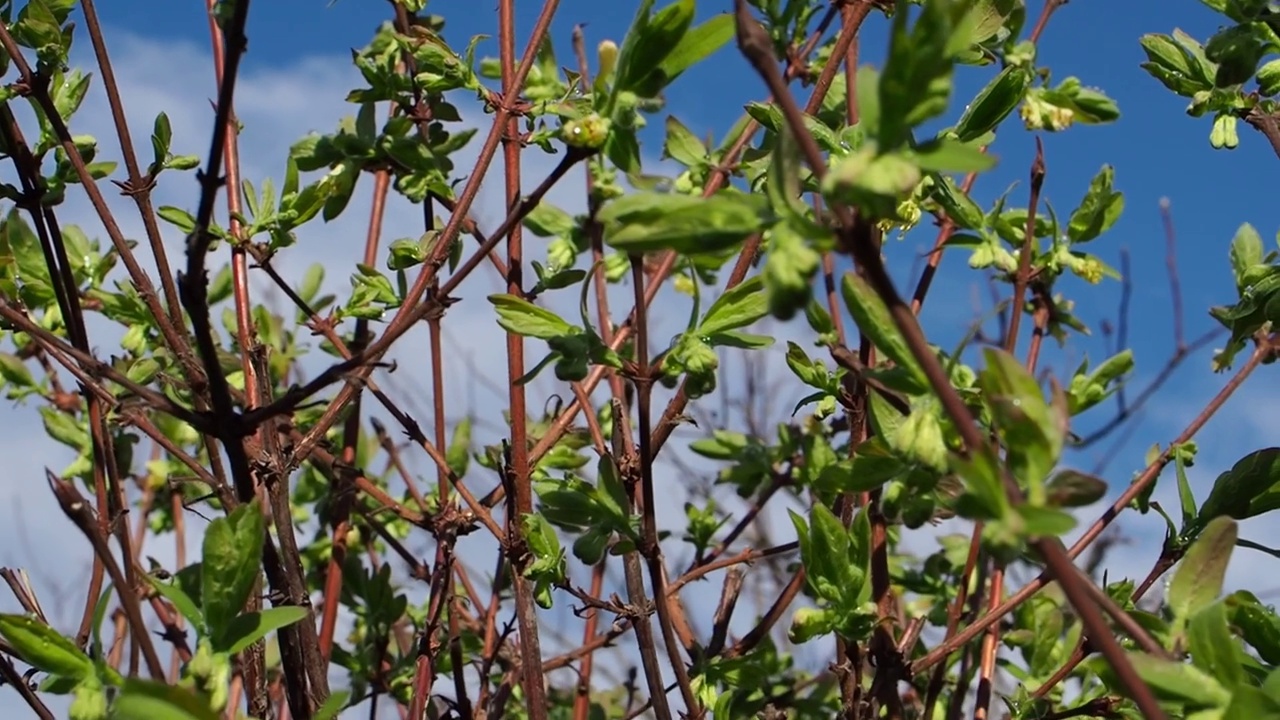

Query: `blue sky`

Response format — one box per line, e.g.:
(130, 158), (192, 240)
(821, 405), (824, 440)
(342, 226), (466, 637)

(4, 0), (1280, 715)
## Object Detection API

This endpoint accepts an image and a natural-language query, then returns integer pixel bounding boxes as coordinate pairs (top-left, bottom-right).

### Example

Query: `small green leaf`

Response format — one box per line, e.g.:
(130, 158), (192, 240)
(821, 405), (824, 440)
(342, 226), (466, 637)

(910, 138), (996, 173)
(523, 202), (576, 238)
(147, 576), (204, 634)
(599, 191), (771, 255)
(112, 679), (221, 720)
(157, 206), (196, 235)
(662, 115), (707, 167)
(0, 352), (34, 387)
(613, 0), (694, 98)
(656, 12), (733, 82)
(1169, 516), (1237, 624)
(1044, 470), (1107, 508)
(1188, 601), (1245, 689)
(0, 614), (94, 680)
(1199, 448), (1280, 527)
(446, 417), (472, 477)
(699, 276), (768, 336)
(488, 294), (575, 340)
(1227, 590), (1280, 664)
(201, 499), (265, 638)
(1067, 165), (1124, 243)
(1124, 652), (1231, 707)
(1230, 223), (1265, 290)
(840, 272), (928, 388)
(218, 606), (310, 655)
(954, 65), (1030, 142)
(315, 691), (352, 720)
(1140, 33), (1198, 80)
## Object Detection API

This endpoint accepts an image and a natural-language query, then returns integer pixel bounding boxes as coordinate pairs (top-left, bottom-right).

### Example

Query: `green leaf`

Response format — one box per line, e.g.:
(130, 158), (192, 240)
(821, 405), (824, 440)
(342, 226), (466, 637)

(965, 0), (1018, 45)
(663, 115), (706, 167)
(656, 12), (733, 82)
(878, 0), (974, 147)
(1223, 686), (1280, 720)
(1199, 448), (1280, 527)
(157, 206), (196, 235)
(613, 0), (694, 99)
(218, 606), (309, 655)
(910, 137), (997, 173)
(824, 149), (922, 218)
(952, 444), (1010, 520)
(931, 176), (985, 229)
(147, 576), (204, 634)
(315, 691), (352, 720)
(0, 614), (93, 680)
(840, 272), (928, 389)
(1188, 601), (1245, 689)
(699, 276), (768, 335)
(0, 352), (34, 387)
(1067, 165), (1124, 243)
(1169, 516), (1237, 624)
(40, 406), (87, 450)
(488, 294), (575, 340)
(523, 202), (576, 238)
(151, 112), (172, 170)
(599, 191), (771, 255)
(1125, 652), (1232, 707)
(446, 417), (472, 477)
(386, 238), (427, 271)
(977, 348), (1065, 492)
(1230, 223), (1265, 290)
(954, 65), (1030, 142)
(788, 606), (838, 644)
(1141, 33), (1199, 81)
(1227, 590), (1280, 664)
(201, 499), (265, 638)
(112, 679), (221, 720)
(1177, 452), (1198, 531)
(1205, 22), (1271, 87)
(1044, 470), (1107, 508)
(298, 264), (325, 304)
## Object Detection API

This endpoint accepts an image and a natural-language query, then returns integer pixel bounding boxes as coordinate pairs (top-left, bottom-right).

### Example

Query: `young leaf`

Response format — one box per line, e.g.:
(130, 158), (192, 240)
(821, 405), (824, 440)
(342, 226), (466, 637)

(201, 499), (265, 638)
(113, 679), (222, 720)
(523, 202), (576, 238)
(599, 191), (771, 255)
(1169, 516), (1237, 624)
(656, 11), (733, 82)
(840, 272), (928, 388)
(1198, 448), (1280, 528)
(699, 276), (768, 336)
(315, 691), (353, 720)
(613, 0), (694, 99)
(1067, 165), (1124, 243)
(446, 417), (472, 477)
(147, 576), (205, 634)
(662, 115), (706, 167)
(1230, 223), (1265, 290)
(218, 606), (310, 655)
(1044, 470), (1107, 508)
(488, 294), (576, 340)
(910, 138), (997, 173)
(954, 65), (1030, 142)
(1227, 590), (1280, 664)
(977, 348), (1065, 493)
(878, 0), (973, 148)
(0, 614), (94, 681)
(1124, 652), (1232, 708)
(1187, 601), (1245, 689)
(157, 206), (197, 235)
